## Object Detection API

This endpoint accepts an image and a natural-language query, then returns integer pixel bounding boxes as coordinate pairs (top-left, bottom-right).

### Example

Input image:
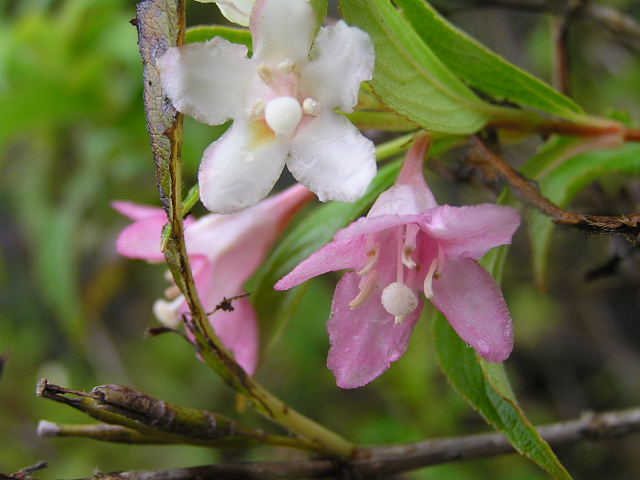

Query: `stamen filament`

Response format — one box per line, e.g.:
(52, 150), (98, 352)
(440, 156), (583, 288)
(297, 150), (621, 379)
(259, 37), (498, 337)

(349, 271), (377, 309)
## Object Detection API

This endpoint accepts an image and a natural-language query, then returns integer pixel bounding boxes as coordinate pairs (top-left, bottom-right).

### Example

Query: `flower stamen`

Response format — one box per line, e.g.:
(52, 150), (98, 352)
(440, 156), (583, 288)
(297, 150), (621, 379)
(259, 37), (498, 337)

(349, 271), (377, 309)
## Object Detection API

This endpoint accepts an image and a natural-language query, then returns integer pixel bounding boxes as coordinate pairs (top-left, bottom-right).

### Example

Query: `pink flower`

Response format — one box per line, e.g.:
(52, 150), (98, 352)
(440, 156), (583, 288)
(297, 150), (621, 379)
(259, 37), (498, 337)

(275, 137), (521, 388)
(114, 184), (313, 374)
(158, 0), (376, 214)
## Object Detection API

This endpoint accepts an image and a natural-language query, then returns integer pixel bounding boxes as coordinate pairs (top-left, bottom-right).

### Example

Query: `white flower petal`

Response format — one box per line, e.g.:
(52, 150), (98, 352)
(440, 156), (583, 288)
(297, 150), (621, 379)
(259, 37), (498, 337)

(158, 38), (254, 125)
(198, 121), (288, 213)
(288, 113), (376, 203)
(196, 0), (254, 26)
(250, 0), (316, 64)
(300, 21), (374, 112)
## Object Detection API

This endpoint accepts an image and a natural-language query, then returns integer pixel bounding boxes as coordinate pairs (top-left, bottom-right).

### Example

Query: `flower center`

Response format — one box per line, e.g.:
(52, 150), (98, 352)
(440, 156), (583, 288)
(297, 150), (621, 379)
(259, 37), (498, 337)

(264, 96), (303, 136)
(381, 282), (418, 322)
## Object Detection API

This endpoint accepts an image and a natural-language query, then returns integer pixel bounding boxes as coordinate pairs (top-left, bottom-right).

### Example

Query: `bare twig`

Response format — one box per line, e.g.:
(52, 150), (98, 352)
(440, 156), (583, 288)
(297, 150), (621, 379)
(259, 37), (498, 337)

(0, 462), (48, 480)
(467, 137), (640, 242)
(445, 0), (640, 49)
(28, 407), (640, 480)
(36, 379), (324, 452)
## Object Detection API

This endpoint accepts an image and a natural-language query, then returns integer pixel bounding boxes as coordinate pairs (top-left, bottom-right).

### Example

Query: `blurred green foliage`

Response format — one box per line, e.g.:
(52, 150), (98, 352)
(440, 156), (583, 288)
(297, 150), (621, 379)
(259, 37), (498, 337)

(0, 0), (639, 479)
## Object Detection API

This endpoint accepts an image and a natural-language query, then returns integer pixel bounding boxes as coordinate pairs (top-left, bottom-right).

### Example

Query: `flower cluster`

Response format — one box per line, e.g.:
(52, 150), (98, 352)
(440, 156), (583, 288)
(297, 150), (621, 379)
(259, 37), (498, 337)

(117, 0), (522, 388)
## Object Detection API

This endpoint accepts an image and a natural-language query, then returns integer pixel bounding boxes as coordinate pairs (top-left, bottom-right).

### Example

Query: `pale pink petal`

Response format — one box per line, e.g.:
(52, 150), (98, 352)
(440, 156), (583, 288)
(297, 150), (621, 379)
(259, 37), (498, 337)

(198, 121), (288, 214)
(196, 0), (254, 26)
(250, 0), (316, 64)
(116, 216), (167, 262)
(431, 256), (513, 362)
(190, 259), (259, 374)
(211, 298), (260, 374)
(112, 201), (164, 221)
(334, 214), (424, 241)
(287, 113), (376, 203)
(327, 272), (422, 388)
(275, 236), (369, 290)
(422, 204), (520, 259)
(158, 38), (253, 126)
(186, 184), (312, 260)
(299, 21), (374, 112)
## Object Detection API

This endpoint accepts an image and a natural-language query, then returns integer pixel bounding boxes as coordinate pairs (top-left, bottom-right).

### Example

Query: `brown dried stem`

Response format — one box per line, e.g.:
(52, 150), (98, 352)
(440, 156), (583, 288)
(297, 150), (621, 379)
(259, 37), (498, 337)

(468, 137), (640, 242)
(23, 406), (640, 479)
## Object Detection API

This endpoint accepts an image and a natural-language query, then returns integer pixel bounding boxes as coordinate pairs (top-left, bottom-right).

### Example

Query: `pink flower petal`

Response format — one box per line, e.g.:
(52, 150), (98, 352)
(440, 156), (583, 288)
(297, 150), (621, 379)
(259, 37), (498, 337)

(431, 256), (513, 362)
(287, 113), (376, 203)
(112, 201), (164, 221)
(250, 0), (316, 64)
(211, 297), (260, 375)
(198, 120), (289, 214)
(333, 214), (424, 241)
(275, 236), (369, 290)
(116, 216), (167, 262)
(299, 21), (374, 112)
(327, 272), (422, 388)
(158, 38), (254, 126)
(422, 204), (520, 259)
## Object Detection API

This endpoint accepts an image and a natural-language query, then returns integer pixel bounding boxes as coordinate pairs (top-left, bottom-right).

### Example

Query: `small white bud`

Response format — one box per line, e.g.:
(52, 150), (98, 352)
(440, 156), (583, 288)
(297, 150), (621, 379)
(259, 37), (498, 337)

(264, 96), (303, 136)
(38, 420), (61, 438)
(302, 97), (321, 116)
(152, 297), (184, 328)
(381, 282), (418, 317)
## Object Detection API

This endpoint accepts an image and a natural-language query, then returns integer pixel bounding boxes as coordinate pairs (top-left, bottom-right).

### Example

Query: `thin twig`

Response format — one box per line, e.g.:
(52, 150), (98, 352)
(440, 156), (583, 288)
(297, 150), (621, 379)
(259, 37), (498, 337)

(467, 137), (640, 243)
(27, 406), (640, 480)
(444, 0), (640, 49)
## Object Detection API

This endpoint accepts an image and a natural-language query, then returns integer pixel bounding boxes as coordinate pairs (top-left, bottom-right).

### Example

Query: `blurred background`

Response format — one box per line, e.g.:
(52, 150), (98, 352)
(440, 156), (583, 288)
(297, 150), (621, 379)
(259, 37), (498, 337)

(1, 0), (639, 478)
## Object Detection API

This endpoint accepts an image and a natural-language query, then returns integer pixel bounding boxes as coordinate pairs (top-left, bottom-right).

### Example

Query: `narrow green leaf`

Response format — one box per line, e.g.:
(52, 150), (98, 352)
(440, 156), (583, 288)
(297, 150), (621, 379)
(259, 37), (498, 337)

(186, 25), (252, 53)
(433, 314), (572, 479)
(338, 0), (490, 134)
(395, 0), (584, 121)
(527, 143), (640, 283)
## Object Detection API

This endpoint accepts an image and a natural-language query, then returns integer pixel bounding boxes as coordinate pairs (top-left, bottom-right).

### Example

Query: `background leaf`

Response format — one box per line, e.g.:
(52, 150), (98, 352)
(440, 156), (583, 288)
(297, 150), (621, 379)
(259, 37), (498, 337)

(526, 143), (640, 283)
(338, 0), (490, 134)
(394, 0), (583, 121)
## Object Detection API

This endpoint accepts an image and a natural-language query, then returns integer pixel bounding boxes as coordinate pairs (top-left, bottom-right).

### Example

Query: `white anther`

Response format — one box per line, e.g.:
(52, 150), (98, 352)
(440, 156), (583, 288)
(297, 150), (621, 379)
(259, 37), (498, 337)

(381, 282), (418, 322)
(348, 271), (378, 309)
(402, 247), (416, 269)
(423, 247), (444, 299)
(276, 58), (295, 73)
(357, 246), (380, 276)
(249, 99), (265, 118)
(264, 96), (303, 136)
(153, 296), (184, 328)
(302, 97), (321, 116)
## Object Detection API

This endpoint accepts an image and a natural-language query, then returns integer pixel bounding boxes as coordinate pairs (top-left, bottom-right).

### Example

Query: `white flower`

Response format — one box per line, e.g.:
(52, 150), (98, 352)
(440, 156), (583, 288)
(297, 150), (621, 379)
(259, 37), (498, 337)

(158, 0), (376, 214)
(195, 0), (254, 27)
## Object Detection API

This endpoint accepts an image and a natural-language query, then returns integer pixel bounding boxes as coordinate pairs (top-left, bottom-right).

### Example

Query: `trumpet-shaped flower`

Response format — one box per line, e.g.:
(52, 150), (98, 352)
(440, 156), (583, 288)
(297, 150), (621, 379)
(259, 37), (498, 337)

(158, 0), (376, 214)
(276, 137), (520, 388)
(114, 184), (313, 374)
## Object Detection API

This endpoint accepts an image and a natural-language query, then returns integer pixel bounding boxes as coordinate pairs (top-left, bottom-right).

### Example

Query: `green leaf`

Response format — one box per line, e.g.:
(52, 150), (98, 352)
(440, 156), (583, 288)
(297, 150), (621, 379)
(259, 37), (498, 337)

(433, 314), (572, 479)
(394, 0), (583, 121)
(186, 25), (252, 54)
(338, 0), (490, 134)
(527, 143), (640, 283)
